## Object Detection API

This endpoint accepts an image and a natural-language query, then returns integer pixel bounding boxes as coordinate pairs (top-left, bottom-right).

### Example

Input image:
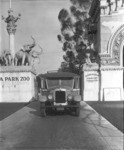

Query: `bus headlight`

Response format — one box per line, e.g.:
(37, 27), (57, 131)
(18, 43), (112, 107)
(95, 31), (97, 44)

(74, 95), (81, 102)
(48, 94), (53, 100)
(68, 95), (73, 101)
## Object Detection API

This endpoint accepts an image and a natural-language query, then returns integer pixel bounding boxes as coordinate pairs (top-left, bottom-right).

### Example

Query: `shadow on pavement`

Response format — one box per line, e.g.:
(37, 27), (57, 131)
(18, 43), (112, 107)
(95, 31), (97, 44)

(87, 101), (124, 133)
(0, 102), (28, 121)
(27, 101), (79, 117)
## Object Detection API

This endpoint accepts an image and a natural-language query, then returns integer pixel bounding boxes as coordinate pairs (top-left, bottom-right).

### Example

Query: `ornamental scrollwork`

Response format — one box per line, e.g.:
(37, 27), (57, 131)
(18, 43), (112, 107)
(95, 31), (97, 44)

(101, 28), (124, 66)
(2, 9), (21, 35)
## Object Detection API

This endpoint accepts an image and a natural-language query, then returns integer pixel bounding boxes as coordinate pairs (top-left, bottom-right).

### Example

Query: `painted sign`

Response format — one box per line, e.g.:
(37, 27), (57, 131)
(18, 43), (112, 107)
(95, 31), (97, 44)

(0, 75), (31, 88)
(0, 76), (30, 82)
(85, 73), (99, 82)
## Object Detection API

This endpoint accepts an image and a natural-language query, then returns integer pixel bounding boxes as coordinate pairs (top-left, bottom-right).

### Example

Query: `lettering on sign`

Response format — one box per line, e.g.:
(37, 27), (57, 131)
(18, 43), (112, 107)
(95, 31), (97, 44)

(0, 76), (30, 82)
(0, 77), (3, 81)
(85, 74), (99, 82)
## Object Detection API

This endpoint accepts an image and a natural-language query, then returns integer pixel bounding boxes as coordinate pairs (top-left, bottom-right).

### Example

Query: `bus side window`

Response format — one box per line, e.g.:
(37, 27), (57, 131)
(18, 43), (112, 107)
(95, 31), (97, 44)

(41, 79), (47, 89)
(74, 78), (79, 89)
(41, 79), (44, 89)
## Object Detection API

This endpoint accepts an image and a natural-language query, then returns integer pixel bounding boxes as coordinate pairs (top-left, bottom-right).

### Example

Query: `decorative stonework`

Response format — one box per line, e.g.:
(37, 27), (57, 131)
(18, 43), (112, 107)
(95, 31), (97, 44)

(83, 63), (99, 71)
(88, 0), (124, 102)
(2, 9), (21, 35)
(100, 56), (120, 66)
(0, 66), (36, 75)
(101, 24), (124, 66)
(100, 0), (124, 16)
(100, 67), (124, 71)
(1, 8), (21, 64)
(90, 0), (124, 17)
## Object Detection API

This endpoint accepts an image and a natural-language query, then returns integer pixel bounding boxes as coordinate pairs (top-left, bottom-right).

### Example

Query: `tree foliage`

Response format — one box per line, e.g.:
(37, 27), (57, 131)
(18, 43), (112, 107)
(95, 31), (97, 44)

(57, 0), (97, 74)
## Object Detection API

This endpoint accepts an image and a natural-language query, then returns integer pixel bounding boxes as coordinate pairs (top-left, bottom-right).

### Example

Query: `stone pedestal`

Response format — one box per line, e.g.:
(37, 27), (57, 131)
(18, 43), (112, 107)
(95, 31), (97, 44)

(83, 65), (99, 101)
(100, 67), (123, 101)
(0, 66), (38, 102)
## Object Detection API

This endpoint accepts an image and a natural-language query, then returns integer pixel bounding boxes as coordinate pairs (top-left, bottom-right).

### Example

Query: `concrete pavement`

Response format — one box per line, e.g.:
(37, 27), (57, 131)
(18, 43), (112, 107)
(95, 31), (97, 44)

(87, 101), (124, 132)
(0, 101), (123, 150)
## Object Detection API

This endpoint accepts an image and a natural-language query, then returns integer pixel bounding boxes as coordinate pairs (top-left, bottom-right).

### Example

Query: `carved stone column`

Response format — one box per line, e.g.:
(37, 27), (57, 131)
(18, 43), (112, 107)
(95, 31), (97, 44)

(107, 0), (114, 14)
(2, 9), (21, 59)
(100, 0), (108, 15)
(9, 34), (15, 58)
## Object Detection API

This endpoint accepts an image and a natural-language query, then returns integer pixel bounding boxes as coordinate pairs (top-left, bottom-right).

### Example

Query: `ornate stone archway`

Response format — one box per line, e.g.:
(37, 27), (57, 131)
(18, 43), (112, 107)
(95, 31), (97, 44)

(101, 24), (124, 67)
(88, 0), (124, 101)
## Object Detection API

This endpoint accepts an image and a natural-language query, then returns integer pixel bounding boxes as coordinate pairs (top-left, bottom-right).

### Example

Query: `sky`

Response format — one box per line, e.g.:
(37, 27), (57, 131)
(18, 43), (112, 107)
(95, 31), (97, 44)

(0, 0), (71, 74)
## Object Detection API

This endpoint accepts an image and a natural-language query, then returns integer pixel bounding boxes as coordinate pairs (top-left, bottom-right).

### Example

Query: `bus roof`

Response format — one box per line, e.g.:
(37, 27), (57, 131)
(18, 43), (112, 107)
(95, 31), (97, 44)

(38, 72), (79, 79)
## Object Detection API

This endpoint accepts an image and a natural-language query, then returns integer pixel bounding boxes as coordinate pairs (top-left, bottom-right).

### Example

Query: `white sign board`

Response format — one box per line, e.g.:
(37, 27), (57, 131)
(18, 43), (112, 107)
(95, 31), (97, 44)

(84, 71), (99, 101)
(104, 88), (121, 101)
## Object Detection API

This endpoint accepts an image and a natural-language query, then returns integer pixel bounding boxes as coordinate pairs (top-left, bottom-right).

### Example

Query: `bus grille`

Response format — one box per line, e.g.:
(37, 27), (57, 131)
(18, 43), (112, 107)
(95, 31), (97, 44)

(55, 91), (66, 103)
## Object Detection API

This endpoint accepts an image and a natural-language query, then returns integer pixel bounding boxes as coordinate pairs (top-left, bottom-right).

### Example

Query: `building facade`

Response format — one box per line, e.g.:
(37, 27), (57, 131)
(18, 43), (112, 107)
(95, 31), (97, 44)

(86, 0), (124, 101)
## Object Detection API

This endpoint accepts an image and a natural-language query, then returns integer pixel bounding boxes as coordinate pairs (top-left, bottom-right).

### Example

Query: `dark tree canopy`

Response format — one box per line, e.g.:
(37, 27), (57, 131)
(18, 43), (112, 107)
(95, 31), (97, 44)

(57, 0), (98, 74)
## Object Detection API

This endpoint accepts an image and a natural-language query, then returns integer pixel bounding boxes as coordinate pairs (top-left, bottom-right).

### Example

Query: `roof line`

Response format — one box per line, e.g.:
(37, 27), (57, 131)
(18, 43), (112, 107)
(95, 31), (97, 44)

(1, 0), (68, 2)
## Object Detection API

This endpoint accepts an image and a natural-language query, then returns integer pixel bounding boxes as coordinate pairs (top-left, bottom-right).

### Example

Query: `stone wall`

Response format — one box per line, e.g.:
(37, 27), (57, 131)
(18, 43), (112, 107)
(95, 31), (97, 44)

(100, 67), (123, 101)
(0, 66), (38, 102)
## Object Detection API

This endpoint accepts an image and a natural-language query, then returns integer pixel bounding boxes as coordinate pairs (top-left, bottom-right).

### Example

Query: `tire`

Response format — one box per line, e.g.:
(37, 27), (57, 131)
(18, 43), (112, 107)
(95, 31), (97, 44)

(40, 102), (46, 117)
(75, 107), (80, 116)
(46, 107), (53, 115)
(75, 102), (80, 116)
(41, 108), (46, 117)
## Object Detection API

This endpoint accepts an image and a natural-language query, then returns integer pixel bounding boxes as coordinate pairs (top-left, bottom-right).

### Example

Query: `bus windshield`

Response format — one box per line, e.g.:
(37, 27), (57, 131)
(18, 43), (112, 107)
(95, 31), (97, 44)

(46, 78), (74, 89)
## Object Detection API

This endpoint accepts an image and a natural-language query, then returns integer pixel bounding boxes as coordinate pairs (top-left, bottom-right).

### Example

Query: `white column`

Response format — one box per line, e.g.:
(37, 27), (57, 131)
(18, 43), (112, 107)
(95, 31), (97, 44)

(9, 33), (15, 59)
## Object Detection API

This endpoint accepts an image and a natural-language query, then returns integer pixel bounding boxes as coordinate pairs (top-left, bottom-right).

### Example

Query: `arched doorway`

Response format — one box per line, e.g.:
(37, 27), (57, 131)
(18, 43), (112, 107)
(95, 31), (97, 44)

(100, 24), (124, 101)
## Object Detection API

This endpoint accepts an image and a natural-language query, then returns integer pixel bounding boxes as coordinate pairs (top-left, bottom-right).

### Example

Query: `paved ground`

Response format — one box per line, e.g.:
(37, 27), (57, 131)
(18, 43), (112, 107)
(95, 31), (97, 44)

(0, 103), (28, 121)
(87, 101), (124, 133)
(0, 101), (123, 150)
